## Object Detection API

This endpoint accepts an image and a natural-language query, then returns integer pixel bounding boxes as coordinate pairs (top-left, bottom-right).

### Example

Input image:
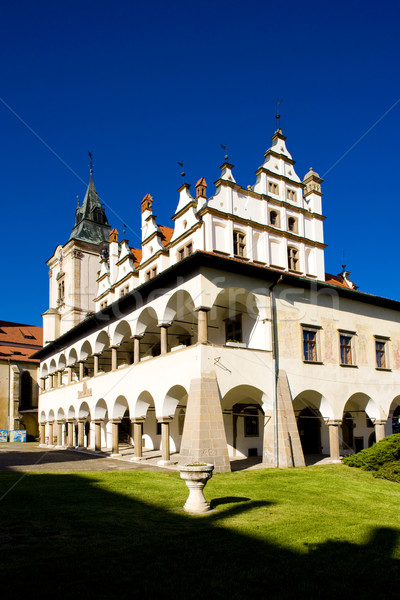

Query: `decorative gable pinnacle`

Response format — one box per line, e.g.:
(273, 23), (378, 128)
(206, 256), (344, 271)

(109, 228), (119, 243)
(141, 193), (153, 214)
(195, 178), (207, 200)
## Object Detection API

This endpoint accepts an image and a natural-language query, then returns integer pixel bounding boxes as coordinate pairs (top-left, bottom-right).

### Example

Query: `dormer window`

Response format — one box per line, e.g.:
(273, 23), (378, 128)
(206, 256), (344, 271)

(288, 217), (298, 233)
(268, 182), (279, 195)
(287, 189), (297, 202)
(288, 246), (299, 271)
(233, 231), (246, 257)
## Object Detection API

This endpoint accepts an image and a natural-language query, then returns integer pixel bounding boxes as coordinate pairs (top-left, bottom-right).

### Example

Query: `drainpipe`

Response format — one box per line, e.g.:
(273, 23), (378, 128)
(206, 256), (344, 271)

(269, 275), (283, 468)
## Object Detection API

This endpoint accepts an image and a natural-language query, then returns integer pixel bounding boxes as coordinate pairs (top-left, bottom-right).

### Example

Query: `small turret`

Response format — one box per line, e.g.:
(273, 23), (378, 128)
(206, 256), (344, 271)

(195, 178), (207, 200)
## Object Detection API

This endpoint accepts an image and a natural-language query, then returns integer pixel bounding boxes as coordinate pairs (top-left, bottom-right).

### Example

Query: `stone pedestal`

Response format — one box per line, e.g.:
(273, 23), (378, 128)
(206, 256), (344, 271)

(179, 464), (214, 513)
(375, 420), (387, 443)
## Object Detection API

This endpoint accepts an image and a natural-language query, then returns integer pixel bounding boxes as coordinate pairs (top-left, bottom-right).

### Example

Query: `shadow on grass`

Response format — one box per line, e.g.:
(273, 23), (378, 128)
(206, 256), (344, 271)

(210, 496), (250, 508)
(0, 472), (398, 599)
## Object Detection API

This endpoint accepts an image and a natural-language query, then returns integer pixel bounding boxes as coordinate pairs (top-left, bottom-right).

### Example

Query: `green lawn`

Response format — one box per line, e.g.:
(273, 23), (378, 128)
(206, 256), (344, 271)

(0, 465), (399, 599)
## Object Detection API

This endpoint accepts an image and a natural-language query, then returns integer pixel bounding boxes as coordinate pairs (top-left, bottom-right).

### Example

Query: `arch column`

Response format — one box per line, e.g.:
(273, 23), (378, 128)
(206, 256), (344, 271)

(111, 346), (118, 371)
(48, 421), (54, 446)
(93, 354), (100, 376)
(374, 419), (387, 443)
(110, 419), (121, 456)
(157, 418), (173, 466)
(158, 322), (172, 355)
(67, 420), (74, 449)
(39, 422), (46, 446)
(78, 361), (84, 382)
(131, 419), (145, 461)
(40, 378), (46, 392)
(327, 420), (342, 462)
(57, 371), (63, 387)
(94, 421), (102, 452)
(196, 308), (210, 344)
(132, 334), (144, 364)
(56, 421), (64, 448)
(77, 419), (85, 448)
(67, 367), (73, 385)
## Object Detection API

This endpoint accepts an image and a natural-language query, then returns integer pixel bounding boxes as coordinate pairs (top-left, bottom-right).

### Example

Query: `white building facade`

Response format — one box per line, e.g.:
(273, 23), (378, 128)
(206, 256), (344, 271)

(35, 130), (400, 472)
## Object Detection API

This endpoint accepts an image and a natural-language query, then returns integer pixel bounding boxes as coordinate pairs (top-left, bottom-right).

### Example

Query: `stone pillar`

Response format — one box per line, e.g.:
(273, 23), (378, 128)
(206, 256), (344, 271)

(375, 420), (387, 443)
(94, 421), (102, 452)
(67, 367), (72, 385)
(67, 421), (74, 448)
(40, 378), (45, 392)
(48, 421), (54, 446)
(111, 347), (118, 371)
(79, 361), (84, 382)
(39, 422), (46, 446)
(111, 420), (121, 456)
(197, 308), (209, 344)
(132, 335), (143, 364)
(56, 421), (64, 448)
(179, 371), (231, 473)
(158, 323), (171, 355)
(131, 420), (144, 461)
(328, 420), (342, 462)
(57, 371), (62, 387)
(77, 420), (85, 448)
(157, 419), (172, 466)
(93, 354), (99, 376)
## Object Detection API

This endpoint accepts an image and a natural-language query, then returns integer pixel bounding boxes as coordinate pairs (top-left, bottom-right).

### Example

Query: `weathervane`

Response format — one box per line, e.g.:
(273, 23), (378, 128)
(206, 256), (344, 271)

(220, 144), (228, 162)
(276, 99), (283, 129)
(177, 161), (185, 183)
(88, 151), (93, 174)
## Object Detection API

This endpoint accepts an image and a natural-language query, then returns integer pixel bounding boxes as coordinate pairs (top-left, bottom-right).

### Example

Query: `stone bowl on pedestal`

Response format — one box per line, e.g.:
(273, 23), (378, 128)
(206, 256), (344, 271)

(179, 463), (214, 514)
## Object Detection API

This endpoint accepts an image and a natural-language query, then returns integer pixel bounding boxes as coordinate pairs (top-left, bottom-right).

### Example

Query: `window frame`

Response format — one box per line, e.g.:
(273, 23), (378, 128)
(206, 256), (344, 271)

(268, 181), (279, 196)
(287, 216), (298, 233)
(269, 209), (280, 227)
(287, 246), (300, 272)
(233, 230), (246, 258)
(375, 335), (390, 370)
(301, 325), (322, 364)
(225, 313), (243, 343)
(338, 330), (357, 367)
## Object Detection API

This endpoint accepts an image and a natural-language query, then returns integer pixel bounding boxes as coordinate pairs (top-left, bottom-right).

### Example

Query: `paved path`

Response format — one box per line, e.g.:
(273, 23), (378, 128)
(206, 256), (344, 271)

(0, 443), (169, 472)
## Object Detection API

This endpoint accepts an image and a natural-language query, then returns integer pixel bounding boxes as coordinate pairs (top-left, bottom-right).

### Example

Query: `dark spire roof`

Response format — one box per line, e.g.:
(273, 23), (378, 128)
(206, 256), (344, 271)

(69, 171), (111, 245)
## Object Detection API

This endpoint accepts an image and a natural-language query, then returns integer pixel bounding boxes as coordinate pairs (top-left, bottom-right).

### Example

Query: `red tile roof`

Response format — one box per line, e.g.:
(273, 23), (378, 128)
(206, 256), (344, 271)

(325, 273), (351, 289)
(130, 247), (142, 268)
(0, 321), (43, 363)
(160, 225), (174, 245)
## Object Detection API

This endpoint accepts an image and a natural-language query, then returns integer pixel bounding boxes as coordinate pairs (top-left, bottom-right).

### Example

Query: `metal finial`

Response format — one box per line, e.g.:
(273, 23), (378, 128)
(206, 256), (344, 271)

(123, 224), (127, 238)
(276, 98), (283, 129)
(177, 161), (185, 182)
(221, 144), (228, 162)
(76, 195), (79, 207)
(88, 151), (93, 174)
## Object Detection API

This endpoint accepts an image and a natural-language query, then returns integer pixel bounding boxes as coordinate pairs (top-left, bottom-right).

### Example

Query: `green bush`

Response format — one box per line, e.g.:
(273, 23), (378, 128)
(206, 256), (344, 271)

(343, 433), (400, 471)
(374, 461), (400, 483)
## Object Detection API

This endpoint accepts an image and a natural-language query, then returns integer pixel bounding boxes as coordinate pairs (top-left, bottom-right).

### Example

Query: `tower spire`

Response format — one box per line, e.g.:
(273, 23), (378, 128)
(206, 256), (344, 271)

(88, 151), (93, 180)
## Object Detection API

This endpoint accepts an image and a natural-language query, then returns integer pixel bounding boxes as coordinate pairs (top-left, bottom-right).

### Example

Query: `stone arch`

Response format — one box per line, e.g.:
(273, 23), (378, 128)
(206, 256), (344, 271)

(94, 330), (110, 354)
(221, 384), (266, 459)
(135, 307), (160, 359)
(58, 354), (66, 371)
(56, 407), (66, 421)
(49, 359), (57, 374)
(40, 410), (47, 424)
(132, 391), (157, 451)
(387, 397), (400, 435)
(342, 393), (381, 454)
(79, 340), (93, 361)
(77, 401), (90, 420)
(292, 390), (331, 456)
(208, 287), (261, 349)
(48, 409), (55, 422)
(160, 385), (188, 454)
(67, 405), (76, 420)
(41, 363), (48, 378)
(162, 291), (197, 349)
(112, 321), (132, 346)
(68, 348), (78, 366)
(93, 398), (108, 421)
(111, 395), (131, 445)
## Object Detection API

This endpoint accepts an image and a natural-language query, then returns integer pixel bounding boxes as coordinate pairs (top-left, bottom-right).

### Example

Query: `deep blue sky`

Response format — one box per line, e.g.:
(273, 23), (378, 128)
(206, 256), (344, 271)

(1, 0), (400, 325)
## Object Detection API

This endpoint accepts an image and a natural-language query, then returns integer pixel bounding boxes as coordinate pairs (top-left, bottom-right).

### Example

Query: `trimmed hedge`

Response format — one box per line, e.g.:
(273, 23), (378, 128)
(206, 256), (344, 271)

(343, 433), (400, 483)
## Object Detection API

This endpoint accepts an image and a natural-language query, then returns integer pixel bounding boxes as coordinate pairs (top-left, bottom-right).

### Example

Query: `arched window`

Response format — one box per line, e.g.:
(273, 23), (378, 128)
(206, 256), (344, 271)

(288, 217), (297, 233)
(233, 231), (246, 257)
(270, 211), (277, 226)
(288, 246), (299, 271)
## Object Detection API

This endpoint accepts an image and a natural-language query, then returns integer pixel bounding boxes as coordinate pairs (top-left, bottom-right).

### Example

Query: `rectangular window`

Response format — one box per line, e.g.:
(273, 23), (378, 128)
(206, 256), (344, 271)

(287, 189), (297, 202)
(245, 410), (259, 437)
(225, 314), (242, 343)
(268, 182), (279, 195)
(177, 243), (193, 261)
(375, 340), (386, 368)
(233, 231), (246, 257)
(145, 267), (158, 280)
(340, 334), (352, 365)
(303, 328), (318, 362)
